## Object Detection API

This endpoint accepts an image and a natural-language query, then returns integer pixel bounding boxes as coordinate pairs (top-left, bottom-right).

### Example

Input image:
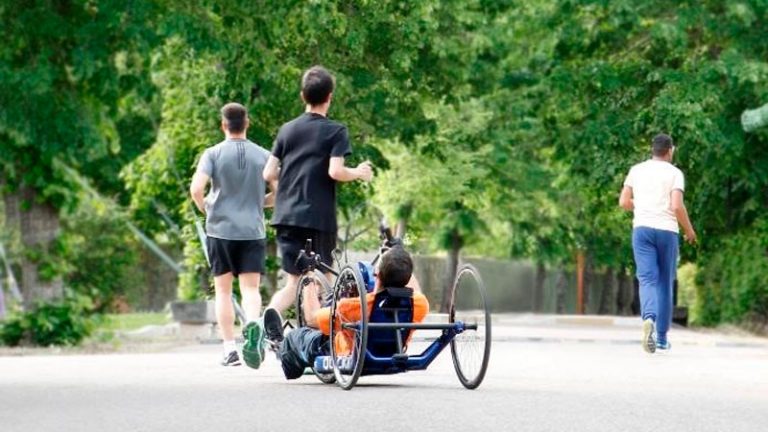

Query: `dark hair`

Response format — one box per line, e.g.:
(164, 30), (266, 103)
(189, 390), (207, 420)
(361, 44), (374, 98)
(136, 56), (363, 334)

(301, 66), (335, 106)
(377, 246), (413, 288)
(221, 102), (248, 133)
(652, 133), (674, 157)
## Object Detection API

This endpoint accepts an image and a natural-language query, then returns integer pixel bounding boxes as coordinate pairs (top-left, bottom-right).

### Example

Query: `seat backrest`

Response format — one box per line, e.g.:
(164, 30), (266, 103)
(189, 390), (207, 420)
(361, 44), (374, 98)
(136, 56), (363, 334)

(367, 287), (414, 357)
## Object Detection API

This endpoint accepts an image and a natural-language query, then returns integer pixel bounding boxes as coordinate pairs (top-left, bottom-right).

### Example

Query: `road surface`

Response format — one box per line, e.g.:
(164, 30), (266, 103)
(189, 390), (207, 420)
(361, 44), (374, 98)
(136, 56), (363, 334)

(1, 315), (767, 432)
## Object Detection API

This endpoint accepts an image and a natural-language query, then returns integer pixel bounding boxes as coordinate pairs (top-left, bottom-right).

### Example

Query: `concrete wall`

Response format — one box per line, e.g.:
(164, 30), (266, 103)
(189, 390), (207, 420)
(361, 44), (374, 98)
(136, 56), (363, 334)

(346, 251), (631, 315)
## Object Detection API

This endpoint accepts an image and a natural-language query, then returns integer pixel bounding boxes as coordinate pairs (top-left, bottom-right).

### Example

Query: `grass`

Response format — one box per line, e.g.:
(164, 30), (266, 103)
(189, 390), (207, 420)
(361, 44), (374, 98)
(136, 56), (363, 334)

(99, 312), (171, 332)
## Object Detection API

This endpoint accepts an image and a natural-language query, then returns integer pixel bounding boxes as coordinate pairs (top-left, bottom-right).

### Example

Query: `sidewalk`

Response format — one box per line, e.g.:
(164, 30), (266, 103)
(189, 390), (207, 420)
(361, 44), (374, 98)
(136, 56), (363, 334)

(420, 313), (768, 349)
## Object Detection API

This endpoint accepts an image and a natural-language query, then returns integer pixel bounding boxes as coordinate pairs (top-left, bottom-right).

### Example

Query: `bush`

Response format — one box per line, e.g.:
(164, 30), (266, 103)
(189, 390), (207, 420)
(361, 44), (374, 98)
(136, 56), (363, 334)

(0, 294), (96, 346)
(695, 218), (768, 327)
(61, 207), (142, 312)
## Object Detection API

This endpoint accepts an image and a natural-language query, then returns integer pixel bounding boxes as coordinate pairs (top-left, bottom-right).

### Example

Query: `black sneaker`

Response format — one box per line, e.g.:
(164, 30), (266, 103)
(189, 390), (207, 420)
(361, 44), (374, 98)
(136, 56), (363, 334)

(221, 350), (241, 366)
(263, 307), (285, 344)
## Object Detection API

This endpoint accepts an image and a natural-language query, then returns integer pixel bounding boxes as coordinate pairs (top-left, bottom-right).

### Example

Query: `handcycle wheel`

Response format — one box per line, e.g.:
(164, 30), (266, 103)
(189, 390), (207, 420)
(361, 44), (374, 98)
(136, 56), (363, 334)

(295, 270), (335, 384)
(329, 264), (368, 390)
(449, 264), (492, 389)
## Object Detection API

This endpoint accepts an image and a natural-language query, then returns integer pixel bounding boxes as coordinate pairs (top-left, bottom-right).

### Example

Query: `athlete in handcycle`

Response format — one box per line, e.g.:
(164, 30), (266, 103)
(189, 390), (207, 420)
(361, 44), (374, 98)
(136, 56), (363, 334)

(261, 224), (492, 390)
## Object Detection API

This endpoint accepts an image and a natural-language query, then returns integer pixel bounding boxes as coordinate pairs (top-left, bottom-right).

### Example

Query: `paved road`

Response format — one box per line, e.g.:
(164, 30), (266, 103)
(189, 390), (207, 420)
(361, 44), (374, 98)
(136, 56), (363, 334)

(1, 317), (767, 432)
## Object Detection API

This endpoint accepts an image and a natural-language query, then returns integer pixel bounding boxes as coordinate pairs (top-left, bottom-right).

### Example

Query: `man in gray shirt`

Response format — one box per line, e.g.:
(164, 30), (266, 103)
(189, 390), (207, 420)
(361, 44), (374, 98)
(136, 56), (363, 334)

(190, 102), (275, 367)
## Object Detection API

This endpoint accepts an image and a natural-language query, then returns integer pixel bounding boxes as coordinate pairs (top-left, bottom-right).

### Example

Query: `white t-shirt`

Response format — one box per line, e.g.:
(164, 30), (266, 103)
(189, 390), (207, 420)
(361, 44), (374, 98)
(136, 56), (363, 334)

(623, 159), (685, 233)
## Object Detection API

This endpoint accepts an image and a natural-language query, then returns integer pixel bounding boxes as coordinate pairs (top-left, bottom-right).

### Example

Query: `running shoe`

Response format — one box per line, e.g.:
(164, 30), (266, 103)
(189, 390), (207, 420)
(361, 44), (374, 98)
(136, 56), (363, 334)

(642, 318), (656, 354)
(263, 307), (285, 345)
(242, 321), (265, 369)
(656, 340), (671, 352)
(221, 350), (241, 367)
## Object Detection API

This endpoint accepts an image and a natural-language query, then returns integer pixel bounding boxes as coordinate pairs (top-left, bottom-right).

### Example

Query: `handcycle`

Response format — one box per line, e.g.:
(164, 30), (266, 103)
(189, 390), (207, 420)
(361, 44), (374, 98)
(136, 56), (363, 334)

(293, 222), (492, 390)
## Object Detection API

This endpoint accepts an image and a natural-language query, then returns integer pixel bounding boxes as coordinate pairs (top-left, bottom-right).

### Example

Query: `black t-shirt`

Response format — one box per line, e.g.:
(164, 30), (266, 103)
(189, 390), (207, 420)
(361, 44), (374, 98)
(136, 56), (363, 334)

(270, 112), (352, 232)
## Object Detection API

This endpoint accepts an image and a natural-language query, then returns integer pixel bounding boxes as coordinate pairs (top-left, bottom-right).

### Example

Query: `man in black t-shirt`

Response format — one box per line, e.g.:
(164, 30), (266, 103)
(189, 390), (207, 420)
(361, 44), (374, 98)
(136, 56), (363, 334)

(263, 65), (372, 315)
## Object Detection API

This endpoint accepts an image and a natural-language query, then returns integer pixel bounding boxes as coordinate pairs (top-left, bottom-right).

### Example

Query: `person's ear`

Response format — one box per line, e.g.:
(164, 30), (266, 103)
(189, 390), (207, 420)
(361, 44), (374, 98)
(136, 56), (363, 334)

(300, 91), (306, 104)
(326, 92), (333, 105)
(221, 120), (227, 133)
(245, 118), (250, 130)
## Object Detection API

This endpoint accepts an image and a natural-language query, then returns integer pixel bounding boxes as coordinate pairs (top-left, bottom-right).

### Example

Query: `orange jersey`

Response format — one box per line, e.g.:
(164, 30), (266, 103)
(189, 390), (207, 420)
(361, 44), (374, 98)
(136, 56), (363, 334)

(316, 291), (429, 356)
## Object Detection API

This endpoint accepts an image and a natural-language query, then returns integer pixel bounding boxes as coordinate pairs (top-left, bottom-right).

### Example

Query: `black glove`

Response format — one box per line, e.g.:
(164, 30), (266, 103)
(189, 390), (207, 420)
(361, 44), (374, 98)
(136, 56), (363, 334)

(294, 251), (316, 273)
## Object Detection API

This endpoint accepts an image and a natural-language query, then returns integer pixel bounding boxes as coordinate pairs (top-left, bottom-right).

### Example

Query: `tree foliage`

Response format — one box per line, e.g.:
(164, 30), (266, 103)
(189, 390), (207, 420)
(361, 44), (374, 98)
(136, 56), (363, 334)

(0, 0), (161, 204)
(3, 0), (767, 326)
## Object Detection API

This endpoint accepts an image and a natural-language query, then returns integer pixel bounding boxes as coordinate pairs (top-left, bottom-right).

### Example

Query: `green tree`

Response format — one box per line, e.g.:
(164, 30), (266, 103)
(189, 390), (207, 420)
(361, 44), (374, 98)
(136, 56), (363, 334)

(526, 0), (768, 321)
(124, 0), (518, 299)
(0, 0), (161, 307)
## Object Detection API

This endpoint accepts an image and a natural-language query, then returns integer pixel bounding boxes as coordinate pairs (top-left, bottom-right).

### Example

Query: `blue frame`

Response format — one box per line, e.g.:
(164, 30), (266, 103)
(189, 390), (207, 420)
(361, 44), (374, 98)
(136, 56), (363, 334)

(314, 321), (471, 376)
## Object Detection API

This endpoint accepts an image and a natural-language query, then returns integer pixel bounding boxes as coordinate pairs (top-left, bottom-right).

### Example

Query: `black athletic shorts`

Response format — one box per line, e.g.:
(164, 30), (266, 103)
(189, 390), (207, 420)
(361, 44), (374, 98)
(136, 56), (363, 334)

(275, 225), (336, 275)
(207, 237), (266, 277)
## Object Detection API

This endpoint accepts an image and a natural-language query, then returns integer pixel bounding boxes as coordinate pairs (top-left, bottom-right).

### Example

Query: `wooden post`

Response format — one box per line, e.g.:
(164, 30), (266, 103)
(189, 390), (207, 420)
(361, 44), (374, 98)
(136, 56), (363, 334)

(576, 251), (585, 314)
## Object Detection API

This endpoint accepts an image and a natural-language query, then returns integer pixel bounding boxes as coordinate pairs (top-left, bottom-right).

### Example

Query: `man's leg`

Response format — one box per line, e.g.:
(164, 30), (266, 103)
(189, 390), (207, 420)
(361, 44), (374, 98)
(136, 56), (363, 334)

(632, 227), (660, 322)
(267, 272), (300, 313)
(238, 272), (262, 322)
(278, 327), (328, 380)
(632, 227), (659, 353)
(268, 226), (304, 313)
(655, 230), (679, 345)
(214, 272), (240, 364)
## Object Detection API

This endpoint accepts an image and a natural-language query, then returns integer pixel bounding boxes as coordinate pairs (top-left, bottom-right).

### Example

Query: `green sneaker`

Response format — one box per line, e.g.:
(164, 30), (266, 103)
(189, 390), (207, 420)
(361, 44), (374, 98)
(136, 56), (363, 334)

(242, 321), (265, 369)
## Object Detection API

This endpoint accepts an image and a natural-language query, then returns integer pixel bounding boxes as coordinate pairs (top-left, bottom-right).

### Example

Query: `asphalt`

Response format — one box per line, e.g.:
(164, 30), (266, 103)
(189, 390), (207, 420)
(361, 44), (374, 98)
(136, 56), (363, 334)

(1, 315), (767, 432)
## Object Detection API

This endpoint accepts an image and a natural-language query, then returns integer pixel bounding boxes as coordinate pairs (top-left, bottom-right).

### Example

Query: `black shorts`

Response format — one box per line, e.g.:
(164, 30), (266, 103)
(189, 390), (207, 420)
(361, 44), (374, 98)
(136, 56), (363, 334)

(207, 237), (266, 277)
(275, 225), (336, 275)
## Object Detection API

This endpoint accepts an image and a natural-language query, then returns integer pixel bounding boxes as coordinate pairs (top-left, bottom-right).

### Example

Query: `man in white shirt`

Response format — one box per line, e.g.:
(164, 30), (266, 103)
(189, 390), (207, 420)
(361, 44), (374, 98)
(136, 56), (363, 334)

(619, 133), (696, 354)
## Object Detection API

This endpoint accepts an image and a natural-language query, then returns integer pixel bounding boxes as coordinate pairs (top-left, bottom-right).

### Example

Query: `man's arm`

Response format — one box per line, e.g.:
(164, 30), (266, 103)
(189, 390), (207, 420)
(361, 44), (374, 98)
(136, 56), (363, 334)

(264, 180), (278, 208)
(315, 298), (364, 336)
(190, 172), (210, 214)
(407, 275), (422, 293)
(328, 157), (372, 182)
(671, 190), (697, 243)
(263, 155), (281, 182)
(619, 186), (634, 211)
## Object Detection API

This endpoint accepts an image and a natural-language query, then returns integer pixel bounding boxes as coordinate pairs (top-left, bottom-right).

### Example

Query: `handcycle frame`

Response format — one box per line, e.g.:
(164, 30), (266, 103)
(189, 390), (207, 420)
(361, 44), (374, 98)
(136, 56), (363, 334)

(332, 320), (478, 376)
(296, 221), (491, 390)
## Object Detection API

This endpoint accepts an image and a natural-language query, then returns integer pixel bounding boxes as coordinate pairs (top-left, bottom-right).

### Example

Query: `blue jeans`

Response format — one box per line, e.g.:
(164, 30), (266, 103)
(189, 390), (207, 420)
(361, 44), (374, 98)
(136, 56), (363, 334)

(278, 327), (328, 379)
(632, 227), (679, 343)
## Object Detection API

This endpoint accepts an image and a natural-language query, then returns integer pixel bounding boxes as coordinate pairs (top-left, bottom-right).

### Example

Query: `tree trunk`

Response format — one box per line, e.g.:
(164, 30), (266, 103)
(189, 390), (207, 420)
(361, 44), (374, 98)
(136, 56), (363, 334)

(395, 202), (413, 239)
(396, 218), (407, 239)
(3, 186), (63, 308)
(533, 261), (546, 312)
(440, 229), (462, 313)
(582, 253), (594, 314)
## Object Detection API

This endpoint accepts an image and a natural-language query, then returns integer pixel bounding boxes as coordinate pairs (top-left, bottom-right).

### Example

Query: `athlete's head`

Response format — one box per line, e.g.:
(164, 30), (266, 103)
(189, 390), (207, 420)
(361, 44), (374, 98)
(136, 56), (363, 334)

(301, 66), (335, 107)
(651, 133), (675, 159)
(220, 102), (248, 134)
(376, 246), (414, 289)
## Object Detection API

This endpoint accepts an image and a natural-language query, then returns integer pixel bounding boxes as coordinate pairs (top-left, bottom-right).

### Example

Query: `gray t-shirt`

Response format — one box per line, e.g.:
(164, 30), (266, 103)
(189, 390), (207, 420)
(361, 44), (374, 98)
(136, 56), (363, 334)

(196, 138), (271, 240)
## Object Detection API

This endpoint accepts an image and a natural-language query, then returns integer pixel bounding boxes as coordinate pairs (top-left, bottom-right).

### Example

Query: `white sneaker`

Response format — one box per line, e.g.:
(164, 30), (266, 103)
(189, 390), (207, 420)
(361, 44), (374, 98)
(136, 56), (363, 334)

(221, 350), (242, 366)
(642, 319), (656, 354)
